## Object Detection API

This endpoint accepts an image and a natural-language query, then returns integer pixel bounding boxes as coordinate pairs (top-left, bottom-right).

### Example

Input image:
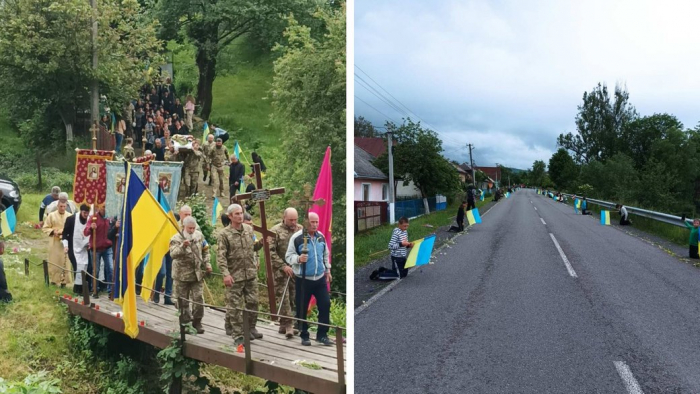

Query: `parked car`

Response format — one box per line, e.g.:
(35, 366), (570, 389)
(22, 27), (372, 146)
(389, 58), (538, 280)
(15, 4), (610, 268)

(0, 175), (21, 213)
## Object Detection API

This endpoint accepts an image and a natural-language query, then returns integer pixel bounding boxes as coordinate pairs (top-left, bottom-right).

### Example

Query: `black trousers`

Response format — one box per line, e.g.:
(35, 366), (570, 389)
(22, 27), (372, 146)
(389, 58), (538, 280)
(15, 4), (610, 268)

(0, 258), (11, 302)
(392, 256), (408, 278)
(690, 245), (699, 259)
(620, 217), (631, 225)
(466, 200), (476, 211)
(296, 276), (331, 340)
(449, 220), (465, 232)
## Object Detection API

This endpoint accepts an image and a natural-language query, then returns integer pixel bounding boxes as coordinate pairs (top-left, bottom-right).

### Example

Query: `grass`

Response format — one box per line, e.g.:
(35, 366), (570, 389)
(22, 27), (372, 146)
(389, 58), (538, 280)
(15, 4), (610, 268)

(560, 195), (691, 248)
(0, 109), (23, 155)
(0, 246), (96, 392)
(354, 198), (493, 269)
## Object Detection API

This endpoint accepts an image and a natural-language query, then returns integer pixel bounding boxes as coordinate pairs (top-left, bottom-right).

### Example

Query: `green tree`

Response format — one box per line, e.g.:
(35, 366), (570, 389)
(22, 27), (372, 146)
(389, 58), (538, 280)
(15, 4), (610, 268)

(267, 5), (346, 293)
(354, 116), (377, 137)
(529, 160), (547, 187)
(622, 113), (684, 169)
(156, 0), (318, 120)
(548, 148), (579, 191)
(0, 0), (162, 146)
(558, 82), (637, 164)
(374, 119), (461, 201)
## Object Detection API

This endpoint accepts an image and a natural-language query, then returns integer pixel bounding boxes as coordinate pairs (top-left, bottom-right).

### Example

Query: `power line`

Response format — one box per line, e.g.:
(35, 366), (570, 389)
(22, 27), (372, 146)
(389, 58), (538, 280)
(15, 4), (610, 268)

(355, 74), (411, 119)
(355, 95), (399, 124)
(354, 64), (444, 133)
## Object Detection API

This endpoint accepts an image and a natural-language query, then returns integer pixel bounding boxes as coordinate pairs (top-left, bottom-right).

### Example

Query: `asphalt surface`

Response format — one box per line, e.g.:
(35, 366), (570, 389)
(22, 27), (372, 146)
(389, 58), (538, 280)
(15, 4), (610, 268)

(355, 189), (700, 393)
(354, 199), (498, 309)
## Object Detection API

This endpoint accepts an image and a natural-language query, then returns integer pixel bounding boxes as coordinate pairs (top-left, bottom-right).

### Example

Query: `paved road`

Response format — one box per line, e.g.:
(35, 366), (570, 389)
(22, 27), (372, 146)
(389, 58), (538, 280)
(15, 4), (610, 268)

(355, 189), (700, 393)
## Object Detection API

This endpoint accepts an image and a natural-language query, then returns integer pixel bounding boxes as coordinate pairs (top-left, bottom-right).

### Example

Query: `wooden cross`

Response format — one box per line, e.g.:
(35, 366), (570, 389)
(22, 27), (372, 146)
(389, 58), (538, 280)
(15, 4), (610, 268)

(90, 122), (99, 151)
(232, 163), (285, 317)
(289, 183), (326, 223)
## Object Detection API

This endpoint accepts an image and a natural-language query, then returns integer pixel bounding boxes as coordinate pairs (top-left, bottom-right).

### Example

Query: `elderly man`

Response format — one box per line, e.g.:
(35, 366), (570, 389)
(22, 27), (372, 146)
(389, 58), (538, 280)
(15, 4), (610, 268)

(202, 134), (215, 185)
(42, 201), (73, 287)
(44, 192), (78, 221)
(268, 208), (302, 338)
(285, 212), (333, 346)
(39, 186), (61, 224)
(62, 205), (91, 294)
(154, 205), (199, 304)
(208, 138), (229, 199)
(218, 204), (264, 346)
(170, 216), (212, 333)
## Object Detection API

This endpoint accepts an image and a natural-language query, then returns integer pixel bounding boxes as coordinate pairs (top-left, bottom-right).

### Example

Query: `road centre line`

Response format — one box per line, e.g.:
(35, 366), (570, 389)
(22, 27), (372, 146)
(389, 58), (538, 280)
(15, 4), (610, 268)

(540, 218), (546, 225)
(549, 233), (577, 278)
(614, 361), (644, 394)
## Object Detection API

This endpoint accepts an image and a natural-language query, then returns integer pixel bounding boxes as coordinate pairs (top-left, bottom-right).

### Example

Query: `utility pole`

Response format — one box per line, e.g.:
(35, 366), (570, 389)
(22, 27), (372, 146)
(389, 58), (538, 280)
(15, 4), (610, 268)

(387, 131), (396, 224)
(90, 0), (99, 129)
(495, 162), (500, 189)
(467, 144), (476, 188)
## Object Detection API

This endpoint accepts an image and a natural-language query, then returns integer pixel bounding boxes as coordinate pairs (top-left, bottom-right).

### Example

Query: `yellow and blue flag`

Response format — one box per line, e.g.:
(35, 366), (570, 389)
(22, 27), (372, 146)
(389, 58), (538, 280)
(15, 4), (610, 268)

(139, 186), (179, 303)
(466, 208), (482, 226)
(202, 122), (210, 144)
(0, 207), (16, 237)
(506, 192), (510, 198)
(574, 198), (581, 213)
(403, 234), (436, 269)
(114, 164), (180, 338)
(212, 197), (223, 226)
(479, 189), (484, 202)
(601, 210), (610, 225)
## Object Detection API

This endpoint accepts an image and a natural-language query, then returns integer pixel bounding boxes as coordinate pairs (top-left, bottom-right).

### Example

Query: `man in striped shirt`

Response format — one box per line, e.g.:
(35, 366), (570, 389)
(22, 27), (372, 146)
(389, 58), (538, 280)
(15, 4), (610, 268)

(388, 217), (414, 278)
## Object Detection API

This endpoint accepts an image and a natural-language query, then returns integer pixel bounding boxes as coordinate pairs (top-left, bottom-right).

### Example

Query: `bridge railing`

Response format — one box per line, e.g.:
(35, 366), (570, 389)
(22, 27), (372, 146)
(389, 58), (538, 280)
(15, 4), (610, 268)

(557, 193), (691, 228)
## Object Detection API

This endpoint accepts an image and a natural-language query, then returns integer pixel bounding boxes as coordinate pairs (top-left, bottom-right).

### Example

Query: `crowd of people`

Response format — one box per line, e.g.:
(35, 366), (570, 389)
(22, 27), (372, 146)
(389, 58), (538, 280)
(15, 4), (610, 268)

(34, 183), (334, 348)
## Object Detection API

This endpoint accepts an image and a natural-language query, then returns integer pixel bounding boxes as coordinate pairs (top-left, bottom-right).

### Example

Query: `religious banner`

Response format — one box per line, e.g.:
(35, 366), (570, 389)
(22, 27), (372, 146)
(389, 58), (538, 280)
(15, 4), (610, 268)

(105, 161), (146, 218)
(149, 161), (183, 211)
(133, 155), (154, 186)
(73, 149), (114, 206)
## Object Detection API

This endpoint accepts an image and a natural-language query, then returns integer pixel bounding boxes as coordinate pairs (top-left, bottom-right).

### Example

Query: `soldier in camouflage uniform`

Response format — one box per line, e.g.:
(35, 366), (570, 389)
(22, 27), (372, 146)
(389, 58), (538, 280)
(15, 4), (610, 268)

(183, 141), (203, 196)
(268, 208), (302, 338)
(170, 216), (212, 333)
(202, 134), (215, 185)
(208, 138), (229, 199)
(218, 204), (264, 345)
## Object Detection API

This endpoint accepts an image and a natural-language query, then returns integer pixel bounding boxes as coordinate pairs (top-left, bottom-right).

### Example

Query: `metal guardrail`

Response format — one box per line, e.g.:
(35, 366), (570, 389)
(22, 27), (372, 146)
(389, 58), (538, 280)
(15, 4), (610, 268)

(553, 192), (692, 228)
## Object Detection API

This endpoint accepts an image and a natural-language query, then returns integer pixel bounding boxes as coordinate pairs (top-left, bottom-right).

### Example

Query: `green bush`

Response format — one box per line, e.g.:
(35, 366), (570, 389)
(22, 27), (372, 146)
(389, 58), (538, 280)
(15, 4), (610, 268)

(0, 371), (62, 394)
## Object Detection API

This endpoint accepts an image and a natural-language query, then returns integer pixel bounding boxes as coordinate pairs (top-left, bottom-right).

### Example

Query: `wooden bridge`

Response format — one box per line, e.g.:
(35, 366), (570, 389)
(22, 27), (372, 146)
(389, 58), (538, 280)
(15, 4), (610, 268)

(59, 292), (346, 394)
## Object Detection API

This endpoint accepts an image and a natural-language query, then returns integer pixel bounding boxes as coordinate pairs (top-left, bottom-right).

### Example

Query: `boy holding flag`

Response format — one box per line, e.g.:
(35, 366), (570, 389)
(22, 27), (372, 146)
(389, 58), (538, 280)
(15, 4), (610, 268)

(388, 217), (414, 278)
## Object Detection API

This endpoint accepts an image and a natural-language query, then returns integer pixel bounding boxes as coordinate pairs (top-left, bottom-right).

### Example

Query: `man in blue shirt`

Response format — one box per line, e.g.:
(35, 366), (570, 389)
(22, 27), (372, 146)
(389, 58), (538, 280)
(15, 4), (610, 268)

(39, 186), (61, 225)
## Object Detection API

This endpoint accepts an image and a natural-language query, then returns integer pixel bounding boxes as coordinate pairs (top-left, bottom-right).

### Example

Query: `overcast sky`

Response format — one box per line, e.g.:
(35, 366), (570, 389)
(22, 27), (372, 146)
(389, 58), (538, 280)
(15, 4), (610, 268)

(354, 0), (700, 170)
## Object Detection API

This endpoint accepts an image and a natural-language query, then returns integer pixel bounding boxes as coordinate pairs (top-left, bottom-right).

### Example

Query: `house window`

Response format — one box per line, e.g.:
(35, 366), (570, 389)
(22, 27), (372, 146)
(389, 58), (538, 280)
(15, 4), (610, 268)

(362, 183), (370, 201)
(382, 184), (389, 201)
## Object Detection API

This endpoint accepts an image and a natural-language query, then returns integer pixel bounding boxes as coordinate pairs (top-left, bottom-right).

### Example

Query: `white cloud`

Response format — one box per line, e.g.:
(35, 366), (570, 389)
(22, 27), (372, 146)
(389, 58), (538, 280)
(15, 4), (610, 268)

(355, 0), (700, 168)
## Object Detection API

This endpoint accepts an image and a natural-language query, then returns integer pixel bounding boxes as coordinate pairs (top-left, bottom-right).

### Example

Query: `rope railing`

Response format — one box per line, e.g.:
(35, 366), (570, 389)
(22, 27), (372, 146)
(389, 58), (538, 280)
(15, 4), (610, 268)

(206, 270), (346, 297)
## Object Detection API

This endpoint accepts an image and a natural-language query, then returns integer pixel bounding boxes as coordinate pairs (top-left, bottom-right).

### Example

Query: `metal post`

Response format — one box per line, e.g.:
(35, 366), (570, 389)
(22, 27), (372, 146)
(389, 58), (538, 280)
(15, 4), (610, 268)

(90, 0), (99, 127)
(243, 310), (253, 374)
(24, 259), (29, 276)
(468, 143), (476, 188)
(43, 260), (49, 286)
(335, 327), (345, 392)
(387, 131), (395, 224)
(82, 271), (90, 306)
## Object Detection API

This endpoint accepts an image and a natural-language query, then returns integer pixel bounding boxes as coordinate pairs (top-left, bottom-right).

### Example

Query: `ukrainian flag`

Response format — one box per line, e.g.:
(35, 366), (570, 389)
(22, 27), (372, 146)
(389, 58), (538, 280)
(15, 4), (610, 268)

(601, 210), (610, 225)
(212, 197), (223, 226)
(139, 186), (179, 303)
(479, 189), (484, 202)
(403, 234), (436, 269)
(234, 140), (242, 160)
(114, 164), (180, 338)
(574, 198), (580, 213)
(466, 208), (482, 226)
(0, 206), (16, 236)
(202, 122), (210, 144)
(506, 192), (510, 198)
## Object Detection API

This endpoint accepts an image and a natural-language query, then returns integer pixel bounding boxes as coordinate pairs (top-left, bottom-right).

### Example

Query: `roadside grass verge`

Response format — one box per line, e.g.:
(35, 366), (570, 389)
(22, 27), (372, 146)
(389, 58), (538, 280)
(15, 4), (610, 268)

(354, 198), (493, 269)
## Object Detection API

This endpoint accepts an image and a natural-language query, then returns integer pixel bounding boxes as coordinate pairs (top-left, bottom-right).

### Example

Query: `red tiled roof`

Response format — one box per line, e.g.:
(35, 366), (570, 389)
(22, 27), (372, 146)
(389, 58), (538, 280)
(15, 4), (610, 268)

(354, 137), (391, 158)
(475, 166), (502, 181)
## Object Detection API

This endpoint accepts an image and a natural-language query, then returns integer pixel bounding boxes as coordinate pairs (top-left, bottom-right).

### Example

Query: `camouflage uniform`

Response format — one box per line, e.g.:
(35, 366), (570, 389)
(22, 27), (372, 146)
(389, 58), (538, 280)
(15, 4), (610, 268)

(201, 141), (215, 182)
(170, 230), (211, 323)
(183, 149), (202, 196)
(209, 145), (229, 198)
(217, 223), (261, 339)
(269, 222), (302, 330)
